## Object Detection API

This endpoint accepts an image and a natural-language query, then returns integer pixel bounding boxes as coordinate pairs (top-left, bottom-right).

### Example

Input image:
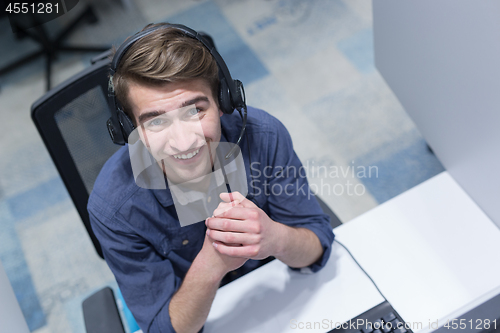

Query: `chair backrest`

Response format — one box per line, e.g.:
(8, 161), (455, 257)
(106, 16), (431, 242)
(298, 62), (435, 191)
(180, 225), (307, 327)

(31, 58), (120, 259)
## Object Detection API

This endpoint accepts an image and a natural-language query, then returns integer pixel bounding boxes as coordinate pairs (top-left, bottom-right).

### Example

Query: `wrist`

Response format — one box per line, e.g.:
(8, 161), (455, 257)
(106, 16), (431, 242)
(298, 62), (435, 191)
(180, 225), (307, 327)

(192, 248), (226, 284)
(272, 221), (292, 259)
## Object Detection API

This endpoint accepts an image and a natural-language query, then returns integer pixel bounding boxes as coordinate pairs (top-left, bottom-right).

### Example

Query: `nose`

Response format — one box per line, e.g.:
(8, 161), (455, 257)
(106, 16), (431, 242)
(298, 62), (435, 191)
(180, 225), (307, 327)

(167, 120), (200, 154)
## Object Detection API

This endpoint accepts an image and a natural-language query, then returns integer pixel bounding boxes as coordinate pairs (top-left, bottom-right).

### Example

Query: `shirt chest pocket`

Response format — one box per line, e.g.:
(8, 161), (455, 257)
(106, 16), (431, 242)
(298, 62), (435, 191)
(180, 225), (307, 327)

(162, 222), (205, 254)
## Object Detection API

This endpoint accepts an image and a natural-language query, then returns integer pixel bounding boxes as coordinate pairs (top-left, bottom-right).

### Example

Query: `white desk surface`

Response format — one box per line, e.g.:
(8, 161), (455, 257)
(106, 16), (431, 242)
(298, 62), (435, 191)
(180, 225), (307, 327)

(334, 172), (500, 331)
(206, 172), (500, 332)
(205, 241), (384, 333)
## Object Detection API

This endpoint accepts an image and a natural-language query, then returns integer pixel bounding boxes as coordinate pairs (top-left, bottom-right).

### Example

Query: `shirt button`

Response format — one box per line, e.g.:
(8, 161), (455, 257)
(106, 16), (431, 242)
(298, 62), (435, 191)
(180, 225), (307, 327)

(207, 196), (211, 203)
(182, 239), (189, 246)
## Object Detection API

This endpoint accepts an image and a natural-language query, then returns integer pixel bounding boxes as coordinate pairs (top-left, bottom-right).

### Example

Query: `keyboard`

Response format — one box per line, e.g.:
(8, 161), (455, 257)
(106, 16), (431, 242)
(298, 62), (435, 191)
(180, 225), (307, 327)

(328, 301), (414, 333)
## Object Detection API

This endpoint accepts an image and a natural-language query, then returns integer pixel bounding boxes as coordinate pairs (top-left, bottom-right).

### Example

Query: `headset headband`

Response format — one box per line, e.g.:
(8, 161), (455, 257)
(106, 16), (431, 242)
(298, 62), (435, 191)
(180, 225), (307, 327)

(110, 24), (240, 104)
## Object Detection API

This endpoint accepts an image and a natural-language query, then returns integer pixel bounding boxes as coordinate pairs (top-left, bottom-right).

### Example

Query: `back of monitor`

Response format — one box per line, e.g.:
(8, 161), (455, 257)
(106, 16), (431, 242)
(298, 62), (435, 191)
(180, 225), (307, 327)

(373, 0), (500, 228)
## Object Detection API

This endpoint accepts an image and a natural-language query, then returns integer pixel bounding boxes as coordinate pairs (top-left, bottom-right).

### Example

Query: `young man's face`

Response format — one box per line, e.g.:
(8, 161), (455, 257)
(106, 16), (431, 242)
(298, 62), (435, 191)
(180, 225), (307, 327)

(127, 79), (223, 185)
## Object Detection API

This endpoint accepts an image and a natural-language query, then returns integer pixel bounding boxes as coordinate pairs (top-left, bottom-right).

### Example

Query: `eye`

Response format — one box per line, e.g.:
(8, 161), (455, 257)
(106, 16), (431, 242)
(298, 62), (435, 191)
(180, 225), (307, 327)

(150, 118), (163, 126)
(188, 108), (201, 116)
(144, 117), (167, 131)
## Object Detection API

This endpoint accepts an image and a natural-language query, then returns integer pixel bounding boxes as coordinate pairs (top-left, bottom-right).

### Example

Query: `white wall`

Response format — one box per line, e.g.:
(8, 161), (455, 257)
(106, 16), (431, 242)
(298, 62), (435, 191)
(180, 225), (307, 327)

(373, 0), (500, 228)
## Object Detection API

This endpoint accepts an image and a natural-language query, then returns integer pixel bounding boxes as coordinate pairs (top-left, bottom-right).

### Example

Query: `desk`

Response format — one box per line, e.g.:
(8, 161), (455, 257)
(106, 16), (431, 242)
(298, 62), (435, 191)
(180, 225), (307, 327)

(206, 172), (500, 332)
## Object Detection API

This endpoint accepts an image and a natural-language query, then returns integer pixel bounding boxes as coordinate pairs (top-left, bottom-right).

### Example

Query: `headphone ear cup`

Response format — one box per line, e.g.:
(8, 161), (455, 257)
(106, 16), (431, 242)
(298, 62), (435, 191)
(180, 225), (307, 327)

(218, 77), (234, 114)
(117, 109), (135, 143)
(106, 117), (123, 145)
(232, 79), (245, 108)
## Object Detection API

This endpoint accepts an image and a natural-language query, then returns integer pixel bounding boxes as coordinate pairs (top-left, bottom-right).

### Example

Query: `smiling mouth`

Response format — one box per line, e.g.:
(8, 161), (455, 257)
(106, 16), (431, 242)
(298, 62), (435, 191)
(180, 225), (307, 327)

(172, 147), (202, 160)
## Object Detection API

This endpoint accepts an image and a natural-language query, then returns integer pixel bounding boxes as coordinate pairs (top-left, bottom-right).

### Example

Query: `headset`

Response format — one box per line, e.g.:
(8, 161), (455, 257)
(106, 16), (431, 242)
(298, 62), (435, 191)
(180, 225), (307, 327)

(106, 23), (248, 159)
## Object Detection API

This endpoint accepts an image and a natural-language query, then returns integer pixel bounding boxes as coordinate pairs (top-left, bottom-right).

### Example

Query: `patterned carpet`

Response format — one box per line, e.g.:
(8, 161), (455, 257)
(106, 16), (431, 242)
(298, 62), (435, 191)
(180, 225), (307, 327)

(0, 0), (444, 332)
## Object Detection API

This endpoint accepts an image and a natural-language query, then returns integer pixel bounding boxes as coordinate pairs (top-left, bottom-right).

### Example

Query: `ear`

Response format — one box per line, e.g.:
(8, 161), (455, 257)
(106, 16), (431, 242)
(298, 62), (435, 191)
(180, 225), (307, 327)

(219, 109), (223, 117)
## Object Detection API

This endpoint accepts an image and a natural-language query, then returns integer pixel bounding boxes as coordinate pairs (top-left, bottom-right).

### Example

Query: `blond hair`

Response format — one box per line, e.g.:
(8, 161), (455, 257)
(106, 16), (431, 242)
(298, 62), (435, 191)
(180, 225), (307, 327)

(111, 23), (219, 125)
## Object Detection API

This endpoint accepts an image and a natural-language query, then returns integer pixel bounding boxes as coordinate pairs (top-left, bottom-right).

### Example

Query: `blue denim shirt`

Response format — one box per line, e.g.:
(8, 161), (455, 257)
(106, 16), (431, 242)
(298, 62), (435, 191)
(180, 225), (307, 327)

(88, 106), (335, 333)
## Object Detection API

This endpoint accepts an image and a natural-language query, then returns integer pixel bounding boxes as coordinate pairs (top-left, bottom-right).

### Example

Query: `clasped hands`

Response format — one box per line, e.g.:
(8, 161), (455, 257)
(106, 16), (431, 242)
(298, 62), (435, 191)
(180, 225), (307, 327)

(205, 191), (283, 261)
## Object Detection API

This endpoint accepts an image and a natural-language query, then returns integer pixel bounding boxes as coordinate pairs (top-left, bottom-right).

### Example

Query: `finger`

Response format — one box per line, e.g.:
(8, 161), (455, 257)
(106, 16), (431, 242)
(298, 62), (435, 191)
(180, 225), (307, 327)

(207, 229), (260, 245)
(215, 206), (259, 222)
(206, 233), (241, 247)
(206, 216), (259, 233)
(212, 241), (259, 258)
(220, 192), (238, 206)
(216, 200), (241, 209)
(212, 201), (242, 217)
(220, 192), (256, 209)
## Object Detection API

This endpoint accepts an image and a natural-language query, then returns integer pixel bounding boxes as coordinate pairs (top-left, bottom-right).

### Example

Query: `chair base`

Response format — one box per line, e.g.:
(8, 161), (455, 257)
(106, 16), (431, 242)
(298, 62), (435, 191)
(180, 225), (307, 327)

(82, 287), (126, 333)
(0, 5), (110, 91)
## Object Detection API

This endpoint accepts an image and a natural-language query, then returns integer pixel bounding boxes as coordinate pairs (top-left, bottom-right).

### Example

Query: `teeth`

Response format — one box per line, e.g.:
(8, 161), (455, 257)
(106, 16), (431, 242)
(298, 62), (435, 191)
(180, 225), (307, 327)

(174, 148), (200, 160)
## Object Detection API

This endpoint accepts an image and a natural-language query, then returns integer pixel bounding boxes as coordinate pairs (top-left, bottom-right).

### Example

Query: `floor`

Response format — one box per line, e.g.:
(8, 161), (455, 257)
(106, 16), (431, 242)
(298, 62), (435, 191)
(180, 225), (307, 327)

(0, 0), (444, 332)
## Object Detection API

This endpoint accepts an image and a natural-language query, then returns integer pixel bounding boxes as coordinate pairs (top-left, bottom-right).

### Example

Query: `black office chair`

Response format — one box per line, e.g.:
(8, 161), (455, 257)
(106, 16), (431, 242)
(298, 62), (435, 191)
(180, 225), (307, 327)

(1, 4), (110, 91)
(31, 56), (116, 260)
(30, 47), (342, 333)
(31, 55), (128, 333)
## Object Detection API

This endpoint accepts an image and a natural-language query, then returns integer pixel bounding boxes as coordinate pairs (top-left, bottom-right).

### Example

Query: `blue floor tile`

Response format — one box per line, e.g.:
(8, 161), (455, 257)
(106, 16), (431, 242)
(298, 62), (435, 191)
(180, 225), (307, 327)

(0, 203), (46, 331)
(6, 176), (70, 221)
(337, 28), (375, 74)
(165, 1), (269, 85)
(355, 138), (445, 203)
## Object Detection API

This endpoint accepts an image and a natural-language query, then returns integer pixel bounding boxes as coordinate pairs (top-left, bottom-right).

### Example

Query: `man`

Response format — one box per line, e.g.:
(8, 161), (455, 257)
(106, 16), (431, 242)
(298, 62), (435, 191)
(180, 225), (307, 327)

(88, 23), (334, 333)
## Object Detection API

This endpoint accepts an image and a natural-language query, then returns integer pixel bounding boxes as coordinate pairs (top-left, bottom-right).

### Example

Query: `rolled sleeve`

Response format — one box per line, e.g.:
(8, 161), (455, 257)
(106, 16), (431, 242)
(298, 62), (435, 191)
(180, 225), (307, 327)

(151, 298), (175, 333)
(265, 117), (335, 273)
(88, 202), (178, 333)
(293, 218), (335, 273)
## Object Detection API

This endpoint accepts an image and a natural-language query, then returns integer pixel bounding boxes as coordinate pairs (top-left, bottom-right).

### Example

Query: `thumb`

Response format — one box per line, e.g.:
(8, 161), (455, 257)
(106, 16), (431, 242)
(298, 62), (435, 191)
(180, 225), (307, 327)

(219, 191), (255, 208)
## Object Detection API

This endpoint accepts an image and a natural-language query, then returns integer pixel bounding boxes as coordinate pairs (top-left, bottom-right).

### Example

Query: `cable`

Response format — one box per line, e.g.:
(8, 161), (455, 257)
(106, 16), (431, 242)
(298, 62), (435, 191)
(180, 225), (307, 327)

(244, 121), (257, 201)
(225, 106), (247, 159)
(217, 108), (256, 201)
(334, 239), (389, 302)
